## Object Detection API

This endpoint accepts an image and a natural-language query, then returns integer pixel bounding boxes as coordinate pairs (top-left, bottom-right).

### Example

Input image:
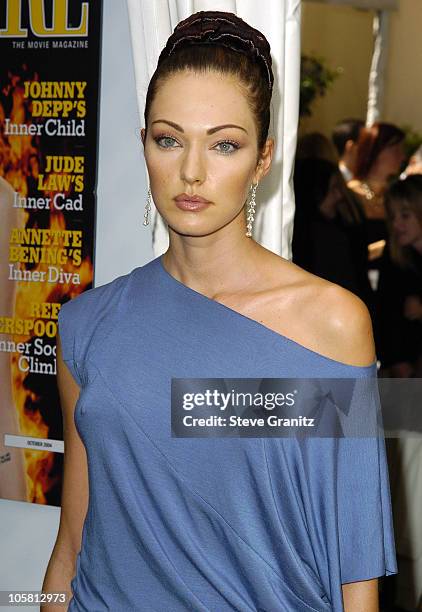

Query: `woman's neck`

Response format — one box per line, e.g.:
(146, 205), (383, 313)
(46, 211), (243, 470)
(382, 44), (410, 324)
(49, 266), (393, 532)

(161, 236), (265, 297)
(365, 168), (390, 189)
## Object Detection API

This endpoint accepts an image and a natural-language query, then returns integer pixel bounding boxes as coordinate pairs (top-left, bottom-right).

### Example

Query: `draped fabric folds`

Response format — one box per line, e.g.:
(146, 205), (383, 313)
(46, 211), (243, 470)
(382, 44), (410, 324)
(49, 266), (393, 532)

(126, 0), (301, 260)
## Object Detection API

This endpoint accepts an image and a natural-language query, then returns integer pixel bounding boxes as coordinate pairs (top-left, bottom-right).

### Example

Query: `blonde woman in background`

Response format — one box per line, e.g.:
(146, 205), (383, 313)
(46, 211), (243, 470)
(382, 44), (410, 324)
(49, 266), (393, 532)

(377, 176), (422, 612)
(375, 175), (422, 377)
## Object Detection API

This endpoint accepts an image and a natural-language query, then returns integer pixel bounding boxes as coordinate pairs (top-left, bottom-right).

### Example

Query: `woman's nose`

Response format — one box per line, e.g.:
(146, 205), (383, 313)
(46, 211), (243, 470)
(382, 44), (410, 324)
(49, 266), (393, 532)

(392, 218), (403, 232)
(180, 144), (206, 184)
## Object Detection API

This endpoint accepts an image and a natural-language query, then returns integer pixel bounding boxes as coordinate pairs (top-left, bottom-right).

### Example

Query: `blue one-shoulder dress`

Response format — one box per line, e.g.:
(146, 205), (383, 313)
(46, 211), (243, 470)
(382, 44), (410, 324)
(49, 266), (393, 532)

(59, 255), (398, 612)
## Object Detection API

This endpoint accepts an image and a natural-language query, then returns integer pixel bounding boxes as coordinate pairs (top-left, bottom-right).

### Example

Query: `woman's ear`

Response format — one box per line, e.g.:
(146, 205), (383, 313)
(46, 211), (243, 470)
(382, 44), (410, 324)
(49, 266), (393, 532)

(254, 138), (274, 183)
(141, 128), (146, 146)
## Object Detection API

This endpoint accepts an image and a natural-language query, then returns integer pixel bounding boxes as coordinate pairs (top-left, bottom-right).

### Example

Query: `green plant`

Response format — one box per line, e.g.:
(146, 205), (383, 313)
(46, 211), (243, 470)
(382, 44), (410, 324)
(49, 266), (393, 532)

(300, 54), (340, 119)
(400, 124), (422, 160)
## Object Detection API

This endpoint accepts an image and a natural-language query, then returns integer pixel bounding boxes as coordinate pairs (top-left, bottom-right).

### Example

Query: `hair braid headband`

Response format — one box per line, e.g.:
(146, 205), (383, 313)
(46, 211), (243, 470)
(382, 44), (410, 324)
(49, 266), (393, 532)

(157, 11), (274, 92)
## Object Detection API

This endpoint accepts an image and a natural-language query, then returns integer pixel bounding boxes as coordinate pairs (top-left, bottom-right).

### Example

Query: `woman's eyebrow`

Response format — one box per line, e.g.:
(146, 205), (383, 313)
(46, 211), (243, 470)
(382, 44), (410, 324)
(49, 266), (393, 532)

(151, 119), (248, 135)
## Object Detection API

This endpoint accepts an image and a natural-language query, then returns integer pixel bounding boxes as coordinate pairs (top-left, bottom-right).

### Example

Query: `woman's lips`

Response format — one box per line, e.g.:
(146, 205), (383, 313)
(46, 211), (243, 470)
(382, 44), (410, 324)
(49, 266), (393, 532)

(174, 199), (211, 211)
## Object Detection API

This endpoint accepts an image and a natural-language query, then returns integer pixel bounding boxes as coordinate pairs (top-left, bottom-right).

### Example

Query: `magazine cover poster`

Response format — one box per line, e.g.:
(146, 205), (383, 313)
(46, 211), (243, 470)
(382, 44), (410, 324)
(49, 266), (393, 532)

(0, 0), (102, 505)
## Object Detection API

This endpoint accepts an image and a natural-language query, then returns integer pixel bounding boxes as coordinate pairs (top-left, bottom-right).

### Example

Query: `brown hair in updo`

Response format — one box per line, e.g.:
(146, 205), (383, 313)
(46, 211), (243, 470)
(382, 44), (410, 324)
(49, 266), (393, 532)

(143, 11), (274, 162)
(354, 122), (405, 180)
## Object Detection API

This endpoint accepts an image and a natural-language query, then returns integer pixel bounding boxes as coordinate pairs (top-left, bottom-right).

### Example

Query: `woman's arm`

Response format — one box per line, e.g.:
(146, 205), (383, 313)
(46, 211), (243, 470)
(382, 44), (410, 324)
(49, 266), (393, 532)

(342, 578), (379, 611)
(320, 286), (382, 612)
(41, 334), (88, 610)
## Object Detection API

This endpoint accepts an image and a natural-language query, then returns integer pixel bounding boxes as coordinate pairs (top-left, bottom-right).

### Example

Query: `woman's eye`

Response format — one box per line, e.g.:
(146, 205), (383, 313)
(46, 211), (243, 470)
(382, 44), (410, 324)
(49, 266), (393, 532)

(215, 141), (239, 155)
(155, 136), (178, 148)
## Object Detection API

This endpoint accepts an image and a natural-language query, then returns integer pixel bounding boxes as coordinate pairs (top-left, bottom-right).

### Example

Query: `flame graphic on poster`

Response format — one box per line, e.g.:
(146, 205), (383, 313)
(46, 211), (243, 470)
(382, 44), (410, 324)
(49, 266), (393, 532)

(1, 68), (94, 505)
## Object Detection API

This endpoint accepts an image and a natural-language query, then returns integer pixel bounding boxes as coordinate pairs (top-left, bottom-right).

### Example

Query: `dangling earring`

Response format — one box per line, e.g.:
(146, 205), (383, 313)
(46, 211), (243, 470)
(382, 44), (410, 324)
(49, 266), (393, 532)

(143, 187), (152, 226)
(246, 182), (258, 237)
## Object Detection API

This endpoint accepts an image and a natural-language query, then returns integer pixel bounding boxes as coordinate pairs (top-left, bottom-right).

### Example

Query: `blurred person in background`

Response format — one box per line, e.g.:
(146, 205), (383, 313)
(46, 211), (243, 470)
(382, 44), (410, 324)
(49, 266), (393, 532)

(375, 175), (422, 377)
(348, 122), (406, 265)
(292, 157), (374, 314)
(379, 175), (422, 612)
(332, 118), (364, 182)
(296, 131), (338, 164)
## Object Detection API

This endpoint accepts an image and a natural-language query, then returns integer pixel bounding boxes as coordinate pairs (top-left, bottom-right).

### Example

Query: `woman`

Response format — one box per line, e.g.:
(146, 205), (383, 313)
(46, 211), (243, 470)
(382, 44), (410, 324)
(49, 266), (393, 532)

(296, 132), (339, 165)
(375, 176), (422, 612)
(292, 158), (374, 314)
(43, 11), (397, 611)
(375, 175), (422, 377)
(348, 122), (406, 263)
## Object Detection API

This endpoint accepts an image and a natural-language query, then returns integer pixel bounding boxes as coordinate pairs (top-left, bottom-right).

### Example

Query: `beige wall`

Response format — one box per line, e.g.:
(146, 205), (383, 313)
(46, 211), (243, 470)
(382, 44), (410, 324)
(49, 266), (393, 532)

(300, 0), (422, 139)
(383, 1), (422, 133)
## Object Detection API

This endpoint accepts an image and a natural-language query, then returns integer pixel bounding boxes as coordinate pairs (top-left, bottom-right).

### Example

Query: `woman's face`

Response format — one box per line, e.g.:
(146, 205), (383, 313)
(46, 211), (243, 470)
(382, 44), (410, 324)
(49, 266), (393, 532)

(390, 202), (422, 247)
(375, 141), (406, 178)
(142, 70), (272, 238)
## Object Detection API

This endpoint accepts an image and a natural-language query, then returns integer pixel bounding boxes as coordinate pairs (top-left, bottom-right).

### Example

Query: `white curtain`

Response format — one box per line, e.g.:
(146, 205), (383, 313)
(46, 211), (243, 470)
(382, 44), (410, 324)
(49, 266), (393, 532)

(303, 1), (398, 127)
(304, 0), (397, 7)
(126, 0), (301, 260)
(366, 9), (390, 126)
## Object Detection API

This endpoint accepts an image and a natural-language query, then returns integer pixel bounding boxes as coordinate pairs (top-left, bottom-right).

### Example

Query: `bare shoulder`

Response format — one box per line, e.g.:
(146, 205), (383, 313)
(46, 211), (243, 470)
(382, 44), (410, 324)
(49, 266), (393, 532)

(261, 255), (376, 367)
(311, 278), (376, 367)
